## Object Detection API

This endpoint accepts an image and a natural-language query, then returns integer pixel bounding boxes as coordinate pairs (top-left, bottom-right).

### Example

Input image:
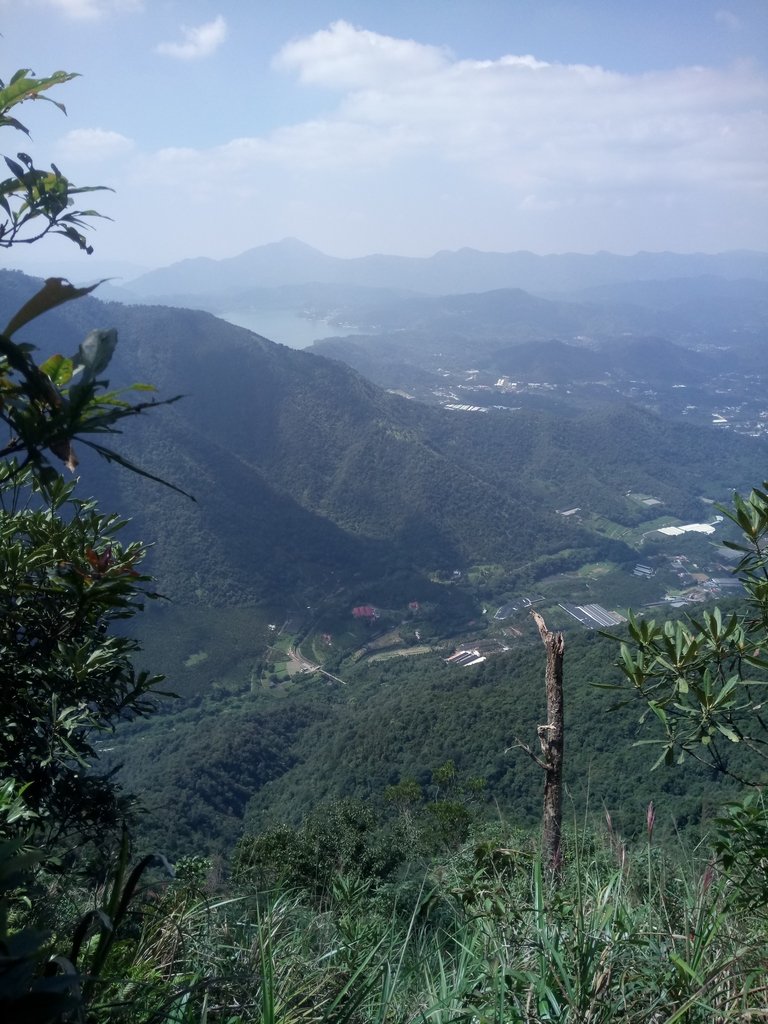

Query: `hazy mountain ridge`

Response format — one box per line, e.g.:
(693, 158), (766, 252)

(305, 272), (767, 402)
(464, 335), (732, 384)
(123, 240), (768, 302)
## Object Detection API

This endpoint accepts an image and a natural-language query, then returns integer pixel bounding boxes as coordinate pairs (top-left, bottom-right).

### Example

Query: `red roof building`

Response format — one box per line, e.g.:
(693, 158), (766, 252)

(352, 605), (377, 619)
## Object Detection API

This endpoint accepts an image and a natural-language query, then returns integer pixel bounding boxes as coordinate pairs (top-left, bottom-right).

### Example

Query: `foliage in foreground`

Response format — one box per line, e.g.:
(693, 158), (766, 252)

(0, 63), (174, 1021)
(0, 69), (107, 253)
(0, 62), (181, 848)
(0, 468), (164, 847)
(9, 818), (768, 1023)
(612, 483), (768, 778)
(611, 481), (768, 913)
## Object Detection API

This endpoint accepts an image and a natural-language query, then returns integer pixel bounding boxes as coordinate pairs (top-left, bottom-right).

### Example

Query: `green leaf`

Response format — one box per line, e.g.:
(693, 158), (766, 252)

(648, 701), (668, 728)
(4, 277), (106, 337)
(0, 70), (77, 115)
(743, 654), (768, 671)
(4, 156), (26, 180)
(40, 354), (73, 386)
(648, 744), (675, 771)
(722, 539), (751, 553)
(0, 115), (30, 137)
(715, 723), (741, 743)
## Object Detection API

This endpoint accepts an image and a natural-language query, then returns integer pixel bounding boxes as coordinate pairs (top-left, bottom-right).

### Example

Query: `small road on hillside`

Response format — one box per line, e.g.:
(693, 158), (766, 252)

(288, 641), (318, 674)
(288, 639), (348, 685)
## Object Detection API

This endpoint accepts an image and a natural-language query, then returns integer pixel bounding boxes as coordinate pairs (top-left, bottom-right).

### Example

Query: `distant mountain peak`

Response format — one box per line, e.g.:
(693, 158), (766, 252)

(269, 237), (324, 254)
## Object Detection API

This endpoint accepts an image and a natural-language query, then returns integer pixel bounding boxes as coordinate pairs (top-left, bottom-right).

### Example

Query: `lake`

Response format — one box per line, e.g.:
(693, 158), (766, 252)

(216, 308), (364, 350)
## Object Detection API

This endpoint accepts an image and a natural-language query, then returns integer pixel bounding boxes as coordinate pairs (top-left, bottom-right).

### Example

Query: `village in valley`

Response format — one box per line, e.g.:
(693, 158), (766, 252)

(251, 328), (765, 685)
(389, 354), (768, 441)
(257, 483), (746, 683)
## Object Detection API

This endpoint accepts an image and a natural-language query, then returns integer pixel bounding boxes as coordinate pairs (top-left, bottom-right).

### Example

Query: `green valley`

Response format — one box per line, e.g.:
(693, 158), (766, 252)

(0, 270), (754, 855)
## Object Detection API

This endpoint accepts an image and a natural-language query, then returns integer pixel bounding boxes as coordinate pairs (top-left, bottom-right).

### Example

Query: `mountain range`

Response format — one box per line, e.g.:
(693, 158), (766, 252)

(118, 239), (768, 303)
(98, 243), (768, 399)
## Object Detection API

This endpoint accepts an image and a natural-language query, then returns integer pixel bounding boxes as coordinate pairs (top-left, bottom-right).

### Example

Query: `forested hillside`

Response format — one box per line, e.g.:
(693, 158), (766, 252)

(109, 628), (746, 858)
(0, 270), (762, 609)
(2, 268), (765, 847)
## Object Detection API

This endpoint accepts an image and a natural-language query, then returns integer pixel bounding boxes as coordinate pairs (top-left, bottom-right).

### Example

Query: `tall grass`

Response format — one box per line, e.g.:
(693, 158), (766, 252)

(48, 821), (768, 1023)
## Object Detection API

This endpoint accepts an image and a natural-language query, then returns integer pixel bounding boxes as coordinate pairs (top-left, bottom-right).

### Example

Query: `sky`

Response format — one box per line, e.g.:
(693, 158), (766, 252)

(1, 0), (767, 276)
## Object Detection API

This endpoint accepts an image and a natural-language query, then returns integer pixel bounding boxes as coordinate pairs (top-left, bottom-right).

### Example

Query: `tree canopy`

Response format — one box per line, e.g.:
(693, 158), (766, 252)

(0, 66), (174, 846)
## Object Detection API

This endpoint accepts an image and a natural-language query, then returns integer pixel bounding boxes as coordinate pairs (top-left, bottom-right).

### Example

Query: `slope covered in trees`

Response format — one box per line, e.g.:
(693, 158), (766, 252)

(0, 270), (763, 609)
(2, 265), (765, 862)
(111, 628), (746, 858)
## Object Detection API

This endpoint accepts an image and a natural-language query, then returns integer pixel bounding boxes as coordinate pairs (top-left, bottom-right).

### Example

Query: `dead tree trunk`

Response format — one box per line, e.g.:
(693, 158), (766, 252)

(531, 611), (565, 873)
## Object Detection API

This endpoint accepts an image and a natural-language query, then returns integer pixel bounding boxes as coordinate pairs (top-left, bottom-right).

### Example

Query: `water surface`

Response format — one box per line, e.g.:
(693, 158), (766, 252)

(217, 308), (363, 350)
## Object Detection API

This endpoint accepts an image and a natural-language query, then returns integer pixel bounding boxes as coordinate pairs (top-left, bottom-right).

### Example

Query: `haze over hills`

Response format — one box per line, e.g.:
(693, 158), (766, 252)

(0, 274), (710, 590)
(104, 242), (768, 388)
(314, 327), (754, 396)
(120, 238), (768, 303)
(1, 266), (763, 610)
(306, 283), (768, 410)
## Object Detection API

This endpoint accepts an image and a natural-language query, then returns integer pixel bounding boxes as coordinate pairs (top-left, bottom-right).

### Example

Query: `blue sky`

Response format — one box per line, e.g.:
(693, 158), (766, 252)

(1, 0), (767, 275)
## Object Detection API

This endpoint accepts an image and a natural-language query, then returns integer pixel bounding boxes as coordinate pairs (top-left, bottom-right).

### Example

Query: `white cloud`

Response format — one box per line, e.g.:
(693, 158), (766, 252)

(268, 24), (768, 200)
(43, 0), (142, 18)
(274, 19), (450, 88)
(56, 128), (134, 162)
(127, 21), (768, 256)
(156, 15), (227, 60)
